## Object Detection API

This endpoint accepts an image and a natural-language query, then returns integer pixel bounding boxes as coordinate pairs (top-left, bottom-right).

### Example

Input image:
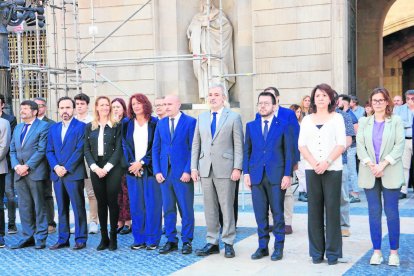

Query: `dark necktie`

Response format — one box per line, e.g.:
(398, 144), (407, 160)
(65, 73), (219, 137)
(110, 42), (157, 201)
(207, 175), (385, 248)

(170, 118), (175, 140)
(20, 123), (31, 144)
(211, 112), (217, 137)
(263, 120), (269, 141)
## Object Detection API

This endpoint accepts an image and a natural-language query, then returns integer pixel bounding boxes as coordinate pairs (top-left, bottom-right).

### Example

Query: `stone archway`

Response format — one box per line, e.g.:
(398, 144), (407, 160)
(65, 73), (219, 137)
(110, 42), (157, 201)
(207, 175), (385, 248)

(356, 0), (396, 102)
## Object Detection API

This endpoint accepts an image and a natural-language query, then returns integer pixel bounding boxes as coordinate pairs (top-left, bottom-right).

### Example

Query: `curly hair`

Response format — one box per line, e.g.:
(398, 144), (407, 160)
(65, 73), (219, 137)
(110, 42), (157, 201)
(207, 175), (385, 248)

(127, 93), (153, 121)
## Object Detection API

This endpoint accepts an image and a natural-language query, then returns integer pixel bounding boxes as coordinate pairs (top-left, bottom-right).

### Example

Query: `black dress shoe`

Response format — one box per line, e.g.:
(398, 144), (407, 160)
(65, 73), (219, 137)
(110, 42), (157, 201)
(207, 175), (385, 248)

(251, 248), (269, 260)
(271, 248), (283, 261)
(11, 238), (35, 249)
(328, 259), (338, 265)
(399, 192), (407, 200)
(195, 243), (220, 256)
(119, 225), (131, 235)
(49, 242), (70, 250)
(73, 242), (86, 250)
(285, 225), (293, 235)
(224, 243), (235, 258)
(159, 242), (178, 254)
(182, 242), (192, 255)
(96, 239), (109, 251)
(312, 257), (324, 264)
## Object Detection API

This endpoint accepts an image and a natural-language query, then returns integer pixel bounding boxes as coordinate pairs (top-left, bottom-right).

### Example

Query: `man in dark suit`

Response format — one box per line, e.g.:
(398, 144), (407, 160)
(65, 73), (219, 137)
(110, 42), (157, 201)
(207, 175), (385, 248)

(34, 97), (57, 234)
(0, 94), (17, 234)
(46, 97), (88, 250)
(257, 87), (300, 235)
(10, 100), (50, 249)
(153, 95), (196, 255)
(244, 91), (294, 261)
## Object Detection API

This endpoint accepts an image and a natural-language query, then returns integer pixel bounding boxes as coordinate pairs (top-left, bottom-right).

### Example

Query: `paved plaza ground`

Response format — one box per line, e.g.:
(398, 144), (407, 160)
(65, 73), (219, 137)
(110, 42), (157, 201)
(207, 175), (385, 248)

(1, 187), (413, 275)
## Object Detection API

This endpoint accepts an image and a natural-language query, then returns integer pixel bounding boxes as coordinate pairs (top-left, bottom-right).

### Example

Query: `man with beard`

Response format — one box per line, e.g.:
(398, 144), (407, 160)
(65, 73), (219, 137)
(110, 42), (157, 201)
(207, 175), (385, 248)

(46, 97), (88, 250)
(244, 91), (294, 261)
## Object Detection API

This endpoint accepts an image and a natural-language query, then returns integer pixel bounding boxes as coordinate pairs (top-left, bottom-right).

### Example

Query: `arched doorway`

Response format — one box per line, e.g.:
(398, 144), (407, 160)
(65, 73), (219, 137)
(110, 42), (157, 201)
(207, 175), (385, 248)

(356, 0), (396, 103)
(402, 57), (414, 92)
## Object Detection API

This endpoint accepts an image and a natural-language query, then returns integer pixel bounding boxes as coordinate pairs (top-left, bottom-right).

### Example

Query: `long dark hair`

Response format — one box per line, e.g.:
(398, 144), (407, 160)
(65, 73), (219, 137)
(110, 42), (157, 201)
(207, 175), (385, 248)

(111, 97), (127, 119)
(127, 93), (153, 121)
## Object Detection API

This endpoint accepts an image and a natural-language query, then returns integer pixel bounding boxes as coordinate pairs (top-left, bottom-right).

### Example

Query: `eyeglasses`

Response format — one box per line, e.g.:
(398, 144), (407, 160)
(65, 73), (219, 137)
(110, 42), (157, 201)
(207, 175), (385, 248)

(407, 96), (414, 102)
(37, 104), (46, 108)
(371, 99), (386, 105)
(257, 102), (273, 107)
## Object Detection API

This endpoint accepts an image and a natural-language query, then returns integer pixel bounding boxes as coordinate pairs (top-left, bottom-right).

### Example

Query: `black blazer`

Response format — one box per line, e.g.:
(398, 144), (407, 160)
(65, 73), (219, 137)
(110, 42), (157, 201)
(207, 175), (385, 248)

(84, 122), (122, 169)
(121, 117), (157, 176)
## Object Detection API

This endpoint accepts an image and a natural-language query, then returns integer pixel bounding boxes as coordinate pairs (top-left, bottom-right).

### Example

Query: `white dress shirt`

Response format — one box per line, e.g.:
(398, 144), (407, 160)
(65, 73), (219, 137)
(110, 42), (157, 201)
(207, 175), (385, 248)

(261, 116), (274, 134)
(210, 107), (224, 129)
(90, 121), (114, 172)
(169, 112), (182, 133)
(61, 118), (73, 142)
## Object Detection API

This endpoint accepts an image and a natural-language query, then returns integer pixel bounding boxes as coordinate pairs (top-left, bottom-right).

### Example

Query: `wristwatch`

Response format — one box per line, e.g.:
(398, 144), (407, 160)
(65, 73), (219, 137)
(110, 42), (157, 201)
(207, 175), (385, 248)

(140, 160), (145, 165)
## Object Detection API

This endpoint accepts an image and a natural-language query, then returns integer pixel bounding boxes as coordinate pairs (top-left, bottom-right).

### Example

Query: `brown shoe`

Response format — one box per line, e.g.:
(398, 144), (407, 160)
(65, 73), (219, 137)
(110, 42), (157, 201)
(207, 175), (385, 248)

(285, 225), (293, 235)
(341, 229), (351, 237)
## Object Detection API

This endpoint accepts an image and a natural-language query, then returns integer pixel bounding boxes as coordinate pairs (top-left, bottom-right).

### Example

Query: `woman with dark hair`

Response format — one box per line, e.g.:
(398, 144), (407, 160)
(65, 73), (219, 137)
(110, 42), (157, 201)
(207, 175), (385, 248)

(357, 88), (404, 266)
(121, 93), (162, 250)
(298, 83), (346, 265)
(111, 98), (132, 235)
(290, 104), (307, 202)
(84, 96), (123, 251)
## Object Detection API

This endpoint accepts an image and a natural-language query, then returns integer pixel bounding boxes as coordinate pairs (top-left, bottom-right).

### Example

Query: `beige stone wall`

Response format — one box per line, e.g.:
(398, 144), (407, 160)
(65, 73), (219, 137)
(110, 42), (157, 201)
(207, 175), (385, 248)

(44, 0), (352, 121)
(251, 0), (348, 113)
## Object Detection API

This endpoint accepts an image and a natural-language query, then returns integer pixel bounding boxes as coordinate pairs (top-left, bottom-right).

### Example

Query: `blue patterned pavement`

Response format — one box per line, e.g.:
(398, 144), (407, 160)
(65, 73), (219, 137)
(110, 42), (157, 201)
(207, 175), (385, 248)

(343, 234), (414, 276)
(0, 226), (256, 275)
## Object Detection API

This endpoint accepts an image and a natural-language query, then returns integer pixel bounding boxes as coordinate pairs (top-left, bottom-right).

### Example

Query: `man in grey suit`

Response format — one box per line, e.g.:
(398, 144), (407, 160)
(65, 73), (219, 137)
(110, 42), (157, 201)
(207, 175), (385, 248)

(10, 100), (50, 249)
(0, 117), (11, 248)
(191, 84), (244, 258)
(34, 97), (57, 234)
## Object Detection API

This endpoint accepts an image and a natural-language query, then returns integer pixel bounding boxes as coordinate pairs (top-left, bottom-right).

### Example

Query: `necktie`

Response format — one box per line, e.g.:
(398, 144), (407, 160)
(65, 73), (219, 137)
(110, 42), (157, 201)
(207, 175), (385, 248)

(263, 120), (269, 141)
(170, 118), (175, 139)
(20, 123), (31, 144)
(211, 112), (217, 137)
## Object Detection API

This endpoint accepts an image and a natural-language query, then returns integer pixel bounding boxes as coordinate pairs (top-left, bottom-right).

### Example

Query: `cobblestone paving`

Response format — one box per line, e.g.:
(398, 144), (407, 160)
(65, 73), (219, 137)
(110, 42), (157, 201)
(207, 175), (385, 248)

(0, 226), (256, 275)
(343, 234), (414, 276)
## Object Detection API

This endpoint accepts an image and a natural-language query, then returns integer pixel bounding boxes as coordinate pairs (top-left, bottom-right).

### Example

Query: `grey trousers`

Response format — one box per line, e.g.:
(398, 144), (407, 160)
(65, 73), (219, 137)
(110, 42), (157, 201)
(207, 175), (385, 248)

(15, 177), (48, 242)
(43, 179), (56, 226)
(201, 168), (236, 245)
(340, 166), (350, 230)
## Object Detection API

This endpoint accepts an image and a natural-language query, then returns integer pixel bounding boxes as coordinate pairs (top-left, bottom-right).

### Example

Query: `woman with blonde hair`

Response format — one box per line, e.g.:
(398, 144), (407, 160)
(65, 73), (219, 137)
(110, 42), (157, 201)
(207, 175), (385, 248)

(357, 87), (404, 266)
(84, 96), (123, 251)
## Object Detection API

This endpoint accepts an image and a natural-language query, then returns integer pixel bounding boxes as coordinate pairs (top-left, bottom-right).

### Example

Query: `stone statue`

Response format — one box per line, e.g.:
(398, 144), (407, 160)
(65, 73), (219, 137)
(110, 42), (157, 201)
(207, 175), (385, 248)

(187, 0), (235, 100)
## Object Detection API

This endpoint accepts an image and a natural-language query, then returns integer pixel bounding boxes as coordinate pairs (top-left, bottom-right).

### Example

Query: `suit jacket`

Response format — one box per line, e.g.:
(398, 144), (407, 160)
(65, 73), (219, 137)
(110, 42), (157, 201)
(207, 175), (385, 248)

(10, 118), (49, 181)
(42, 116), (56, 125)
(243, 116), (293, 185)
(121, 117), (157, 176)
(191, 107), (244, 178)
(255, 106), (300, 163)
(152, 112), (196, 179)
(1, 112), (17, 134)
(357, 115), (405, 189)
(0, 117), (11, 174)
(46, 118), (87, 182)
(84, 122), (122, 168)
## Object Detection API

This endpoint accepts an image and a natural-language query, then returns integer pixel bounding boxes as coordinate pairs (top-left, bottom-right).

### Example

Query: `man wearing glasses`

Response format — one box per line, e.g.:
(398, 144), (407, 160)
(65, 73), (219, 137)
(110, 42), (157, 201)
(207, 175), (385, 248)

(393, 90), (414, 199)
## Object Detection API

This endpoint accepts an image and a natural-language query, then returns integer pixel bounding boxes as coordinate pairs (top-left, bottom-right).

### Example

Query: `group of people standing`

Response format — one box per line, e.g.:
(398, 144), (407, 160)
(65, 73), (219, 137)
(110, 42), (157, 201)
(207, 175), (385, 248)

(0, 83), (412, 267)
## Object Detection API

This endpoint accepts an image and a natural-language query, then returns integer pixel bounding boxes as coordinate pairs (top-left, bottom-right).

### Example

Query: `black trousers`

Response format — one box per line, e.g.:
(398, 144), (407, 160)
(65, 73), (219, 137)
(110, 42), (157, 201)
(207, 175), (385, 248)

(306, 170), (342, 261)
(90, 158), (122, 233)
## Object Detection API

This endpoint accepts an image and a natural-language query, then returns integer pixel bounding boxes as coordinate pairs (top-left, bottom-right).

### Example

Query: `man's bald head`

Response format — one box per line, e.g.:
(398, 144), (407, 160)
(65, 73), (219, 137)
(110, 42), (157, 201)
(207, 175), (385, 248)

(164, 94), (181, 118)
(393, 95), (403, 106)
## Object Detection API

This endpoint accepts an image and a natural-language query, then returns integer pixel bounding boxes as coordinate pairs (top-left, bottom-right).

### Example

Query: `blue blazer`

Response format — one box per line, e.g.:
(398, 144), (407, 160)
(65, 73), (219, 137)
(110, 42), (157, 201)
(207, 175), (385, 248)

(121, 117), (157, 176)
(10, 118), (49, 181)
(46, 118), (87, 182)
(256, 106), (300, 163)
(152, 112), (196, 179)
(243, 116), (294, 185)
